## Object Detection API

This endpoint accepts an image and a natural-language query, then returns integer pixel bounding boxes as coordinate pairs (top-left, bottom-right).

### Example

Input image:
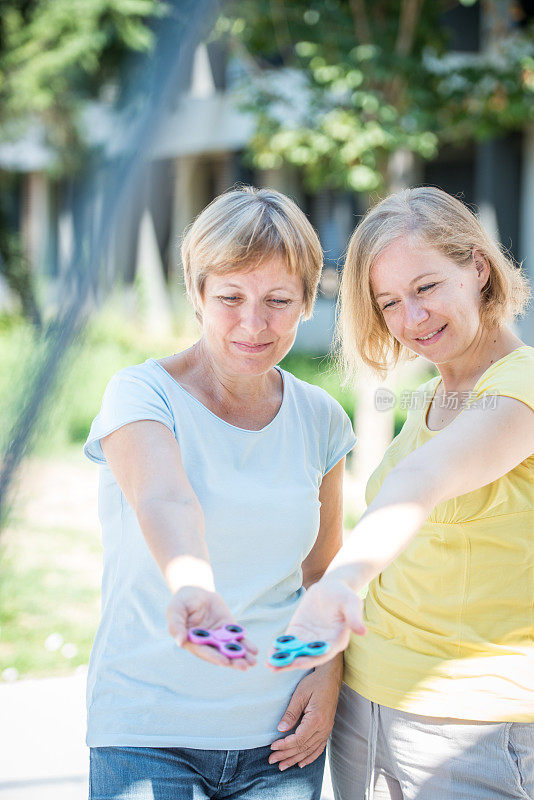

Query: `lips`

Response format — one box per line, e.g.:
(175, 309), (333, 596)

(415, 324), (447, 343)
(232, 341), (272, 353)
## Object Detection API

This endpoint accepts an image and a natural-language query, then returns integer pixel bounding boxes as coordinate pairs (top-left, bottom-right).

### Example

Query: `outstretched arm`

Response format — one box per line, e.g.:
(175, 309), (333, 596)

(102, 420), (257, 669)
(271, 395), (534, 671)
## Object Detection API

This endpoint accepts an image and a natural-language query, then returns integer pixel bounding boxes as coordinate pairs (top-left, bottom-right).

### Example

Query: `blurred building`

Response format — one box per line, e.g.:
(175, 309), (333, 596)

(1, 4), (533, 348)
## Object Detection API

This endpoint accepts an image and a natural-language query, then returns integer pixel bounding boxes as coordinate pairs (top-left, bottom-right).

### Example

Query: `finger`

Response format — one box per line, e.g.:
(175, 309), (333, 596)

(242, 637), (259, 655)
(269, 738), (323, 763)
(298, 744), (326, 768)
(182, 641), (231, 668)
(226, 648), (256, 669)
(267, 650), (336, 672)
(228, 655), (254, 671)
(270, 735), (292, 751)
(167, 611), (188, 646)
(243, 648), (258, 666)
(276, 752), (308, 772)
(271, 731), (306, 751)
(275, 687), (308, 733)
(269, 746), (302, 764)
(343, 594), (367, 636)
(271, 729), (322, 754)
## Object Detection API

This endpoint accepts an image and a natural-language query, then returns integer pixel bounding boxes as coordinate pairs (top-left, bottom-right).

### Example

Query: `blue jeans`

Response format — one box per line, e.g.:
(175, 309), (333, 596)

(89, 744), (326, 800)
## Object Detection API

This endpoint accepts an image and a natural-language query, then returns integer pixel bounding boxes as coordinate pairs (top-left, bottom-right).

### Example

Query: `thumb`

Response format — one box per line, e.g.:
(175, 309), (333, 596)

(167, 602), (188, 646)
(342, 590), (366, 637)
(277, 686), (308, 732)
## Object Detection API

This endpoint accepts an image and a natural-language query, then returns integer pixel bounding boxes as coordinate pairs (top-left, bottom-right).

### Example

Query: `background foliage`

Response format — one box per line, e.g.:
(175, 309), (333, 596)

(0, 0), (166, 164)
(219, 0), (534, 192)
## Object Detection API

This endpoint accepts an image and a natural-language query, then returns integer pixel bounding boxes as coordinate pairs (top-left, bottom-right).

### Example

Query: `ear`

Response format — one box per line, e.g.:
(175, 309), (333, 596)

(472, 249), (490, 291)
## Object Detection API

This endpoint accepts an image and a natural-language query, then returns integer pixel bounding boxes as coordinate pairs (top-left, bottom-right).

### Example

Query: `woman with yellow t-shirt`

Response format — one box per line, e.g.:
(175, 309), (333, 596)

(269, 187), (534, 799)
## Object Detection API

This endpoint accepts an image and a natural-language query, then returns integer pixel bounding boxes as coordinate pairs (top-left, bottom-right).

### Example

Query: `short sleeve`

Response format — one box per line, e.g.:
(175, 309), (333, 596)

(83, 367), (175, 465)
(325, 401), (357, 475)
(466, 348), (534, 414)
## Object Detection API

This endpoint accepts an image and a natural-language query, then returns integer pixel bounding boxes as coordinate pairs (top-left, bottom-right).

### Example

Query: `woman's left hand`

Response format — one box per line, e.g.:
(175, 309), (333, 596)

(268, 656), (343, 770)
(268, 578), (366, 672)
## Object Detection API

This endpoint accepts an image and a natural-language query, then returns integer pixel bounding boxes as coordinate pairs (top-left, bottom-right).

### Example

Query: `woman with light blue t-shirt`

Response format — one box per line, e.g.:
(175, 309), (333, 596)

(84, 187), (356, 800)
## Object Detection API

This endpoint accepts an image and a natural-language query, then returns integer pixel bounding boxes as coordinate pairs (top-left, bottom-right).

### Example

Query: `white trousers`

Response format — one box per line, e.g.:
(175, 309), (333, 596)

(329, 683), (534, 800)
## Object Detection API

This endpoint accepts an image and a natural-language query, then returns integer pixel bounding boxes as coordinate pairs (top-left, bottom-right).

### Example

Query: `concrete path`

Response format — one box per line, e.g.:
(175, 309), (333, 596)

(0, 672), (88, 800)
(0, 672), (334, 800)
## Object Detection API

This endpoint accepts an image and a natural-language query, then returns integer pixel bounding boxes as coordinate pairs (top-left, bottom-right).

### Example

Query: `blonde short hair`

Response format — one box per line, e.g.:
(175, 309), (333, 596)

(181, 186), (323, 319)
(338, 186), (531, 378)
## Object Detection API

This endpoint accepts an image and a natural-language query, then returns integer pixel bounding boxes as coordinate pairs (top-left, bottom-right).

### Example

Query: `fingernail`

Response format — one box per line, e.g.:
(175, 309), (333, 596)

(279, 765), (287, 772)
(277, 721), (290, 732)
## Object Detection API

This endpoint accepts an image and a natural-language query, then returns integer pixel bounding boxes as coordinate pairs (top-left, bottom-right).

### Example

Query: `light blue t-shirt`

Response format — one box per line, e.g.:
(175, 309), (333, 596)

(83, 358), (356, 749)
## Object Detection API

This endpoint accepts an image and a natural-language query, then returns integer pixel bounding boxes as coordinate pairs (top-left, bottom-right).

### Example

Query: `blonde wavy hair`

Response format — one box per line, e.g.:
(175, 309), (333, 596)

(338, 186), (531, 378)
(181, 186), (323, 320)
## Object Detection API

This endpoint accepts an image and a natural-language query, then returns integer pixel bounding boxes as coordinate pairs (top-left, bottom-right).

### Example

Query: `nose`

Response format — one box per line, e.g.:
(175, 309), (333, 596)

(404, 296), (430, 328)
(238, 301), (268, 335)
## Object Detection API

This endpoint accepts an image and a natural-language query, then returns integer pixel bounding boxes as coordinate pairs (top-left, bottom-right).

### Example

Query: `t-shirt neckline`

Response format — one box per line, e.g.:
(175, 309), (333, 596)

(423, 345), (532, 433)
(147, 358), (287, 434)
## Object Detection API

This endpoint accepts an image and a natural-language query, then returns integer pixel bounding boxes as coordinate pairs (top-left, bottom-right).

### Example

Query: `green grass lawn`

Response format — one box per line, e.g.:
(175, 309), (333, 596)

(0, 527), (100, 677)
(0, 451), (102, 679)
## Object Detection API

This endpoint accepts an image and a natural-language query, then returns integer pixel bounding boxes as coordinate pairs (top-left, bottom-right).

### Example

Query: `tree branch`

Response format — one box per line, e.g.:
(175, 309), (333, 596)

(395, 0), (425, 56)
(349, 0), (372, 45)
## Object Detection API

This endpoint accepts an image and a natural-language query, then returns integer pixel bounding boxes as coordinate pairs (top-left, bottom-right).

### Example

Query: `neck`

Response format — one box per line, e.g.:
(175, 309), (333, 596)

(194, 340), (276, 406)
(436, 325), (523, 394)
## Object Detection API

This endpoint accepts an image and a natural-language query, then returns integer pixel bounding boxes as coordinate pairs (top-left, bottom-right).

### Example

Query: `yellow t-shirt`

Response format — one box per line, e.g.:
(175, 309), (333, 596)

(344, 346), (534, 722)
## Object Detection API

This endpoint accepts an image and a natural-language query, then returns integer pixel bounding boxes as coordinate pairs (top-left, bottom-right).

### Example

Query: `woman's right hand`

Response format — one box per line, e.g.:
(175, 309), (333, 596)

(167, 586), (258, 670)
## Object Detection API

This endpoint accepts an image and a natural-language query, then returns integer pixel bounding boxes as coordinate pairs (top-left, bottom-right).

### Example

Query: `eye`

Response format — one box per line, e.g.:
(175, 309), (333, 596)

(218, 295), (241, 304)
(382, 299), (397, 310)
(268, 298), (291, 306)
(418, 283), (437, 293)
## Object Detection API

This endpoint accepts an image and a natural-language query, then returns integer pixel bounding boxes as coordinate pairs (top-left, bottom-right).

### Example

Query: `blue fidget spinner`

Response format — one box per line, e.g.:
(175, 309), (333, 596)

(269, 634), (330, 667)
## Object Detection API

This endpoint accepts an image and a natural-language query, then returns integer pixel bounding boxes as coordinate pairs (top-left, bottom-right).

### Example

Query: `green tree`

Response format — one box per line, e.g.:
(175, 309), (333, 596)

(0, 0), (168, 322)
(219, 0), (534, 192)
(0, 0), (166, 165)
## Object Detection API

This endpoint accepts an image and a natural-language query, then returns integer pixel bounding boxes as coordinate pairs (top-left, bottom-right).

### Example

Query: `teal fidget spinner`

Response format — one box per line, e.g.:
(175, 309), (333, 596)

(269, 634), (330, 667)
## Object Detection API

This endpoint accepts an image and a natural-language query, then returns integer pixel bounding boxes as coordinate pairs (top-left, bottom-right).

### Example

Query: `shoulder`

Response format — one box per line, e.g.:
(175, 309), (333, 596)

(104, 360), (169, 397)
(99, 360), (175, 421)
(84, 361), (176, 465)
(472, 346), (534, 412)
(107, 359), (157, 386)
(280, 367), (348, 419)
(414, 373), (441, 396)
(279, 368), (356, 470)
(403, 374), (441, 423)
(477, 345), (534, 385)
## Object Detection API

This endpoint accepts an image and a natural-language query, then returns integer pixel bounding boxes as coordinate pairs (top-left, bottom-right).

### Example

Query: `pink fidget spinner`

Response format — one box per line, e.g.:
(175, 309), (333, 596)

(187, 624), (246, 659)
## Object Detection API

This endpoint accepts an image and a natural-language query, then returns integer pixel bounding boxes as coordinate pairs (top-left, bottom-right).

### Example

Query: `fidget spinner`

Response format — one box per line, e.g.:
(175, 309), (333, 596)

(187, 624), (247, 659)
(269, 634), (330, 667)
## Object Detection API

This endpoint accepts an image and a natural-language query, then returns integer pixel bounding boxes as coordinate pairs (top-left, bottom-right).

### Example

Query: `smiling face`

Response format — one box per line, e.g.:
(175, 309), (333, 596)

(199, 256), (305, 376)
(370, 236), (490, 366)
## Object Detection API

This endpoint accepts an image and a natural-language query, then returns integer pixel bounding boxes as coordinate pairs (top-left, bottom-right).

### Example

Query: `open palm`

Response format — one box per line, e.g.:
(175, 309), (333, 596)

(268, 579), (366, 672)
(168, 586), (257, 670)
